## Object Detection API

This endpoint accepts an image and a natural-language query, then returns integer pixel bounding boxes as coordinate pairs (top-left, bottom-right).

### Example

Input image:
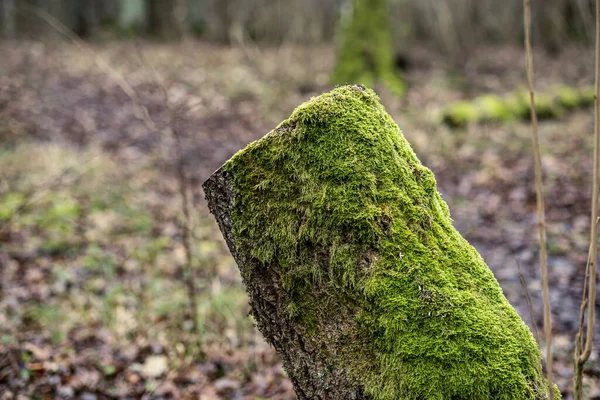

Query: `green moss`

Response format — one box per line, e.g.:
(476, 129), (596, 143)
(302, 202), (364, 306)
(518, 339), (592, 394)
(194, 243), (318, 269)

(478, 94), (516, 122)
(441, 101), (478, 127)
(535, 93), (563, 120)
(331, 0), (405, 96)
(580, 86), (596, 107)
(510, 91), (563, 120)
(507, 91), (533, 119)
(555, 86), (581, 109)
(223, 85), (555, 399)
(442, 85), (595, 127)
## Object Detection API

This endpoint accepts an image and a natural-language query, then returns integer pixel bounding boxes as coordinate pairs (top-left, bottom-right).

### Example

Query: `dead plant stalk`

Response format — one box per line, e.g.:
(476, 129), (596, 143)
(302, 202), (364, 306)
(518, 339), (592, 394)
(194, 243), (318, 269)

(574, 1), (600, 398)
(523, 0), (554, 397)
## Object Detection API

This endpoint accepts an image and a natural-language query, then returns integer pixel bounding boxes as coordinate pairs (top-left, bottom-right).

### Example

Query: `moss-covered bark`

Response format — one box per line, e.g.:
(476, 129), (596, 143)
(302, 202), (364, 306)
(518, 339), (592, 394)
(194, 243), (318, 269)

(331, 0), (404, 96)
(442, 85), (595, 127)
(204, 85), (558, 399)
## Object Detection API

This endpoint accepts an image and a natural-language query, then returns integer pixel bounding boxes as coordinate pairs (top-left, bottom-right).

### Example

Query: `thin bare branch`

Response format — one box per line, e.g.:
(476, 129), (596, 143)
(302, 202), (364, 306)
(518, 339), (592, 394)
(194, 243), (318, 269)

(578, 0), (600, 367)
(523, 0), (554, 397)
(517, 259), (540, 344)
(172, 126), (200, 337)
(574, 2), (600, 398)
(133, 43), (201, 343)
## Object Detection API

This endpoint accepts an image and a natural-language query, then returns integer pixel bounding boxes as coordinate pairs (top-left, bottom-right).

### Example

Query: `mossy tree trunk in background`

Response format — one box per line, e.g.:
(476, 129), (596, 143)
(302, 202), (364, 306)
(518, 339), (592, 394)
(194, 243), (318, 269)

(204, 85), (558, 399)
(331, 0), (405, 95)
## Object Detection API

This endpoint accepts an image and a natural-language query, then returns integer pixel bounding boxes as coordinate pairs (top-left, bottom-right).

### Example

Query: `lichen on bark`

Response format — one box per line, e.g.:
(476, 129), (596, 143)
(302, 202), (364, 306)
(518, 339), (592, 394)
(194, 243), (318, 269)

(204, 85), (557, 399)
(331, 0), (405, 96)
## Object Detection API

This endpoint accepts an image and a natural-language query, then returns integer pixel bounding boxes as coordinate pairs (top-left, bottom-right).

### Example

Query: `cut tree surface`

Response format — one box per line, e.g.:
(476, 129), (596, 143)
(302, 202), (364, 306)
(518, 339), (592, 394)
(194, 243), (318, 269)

(204, 85), (557, 400)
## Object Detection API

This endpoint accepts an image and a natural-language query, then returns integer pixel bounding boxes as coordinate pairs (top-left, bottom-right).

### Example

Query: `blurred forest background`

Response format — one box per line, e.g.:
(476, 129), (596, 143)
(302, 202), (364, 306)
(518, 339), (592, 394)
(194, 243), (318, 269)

(2, 0), (600, 399)
(1, 0), (599, 57)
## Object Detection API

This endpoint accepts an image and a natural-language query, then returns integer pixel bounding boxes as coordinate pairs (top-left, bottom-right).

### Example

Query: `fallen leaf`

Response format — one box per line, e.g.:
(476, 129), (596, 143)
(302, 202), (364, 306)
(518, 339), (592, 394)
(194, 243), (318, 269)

(142, 355), (168, 378)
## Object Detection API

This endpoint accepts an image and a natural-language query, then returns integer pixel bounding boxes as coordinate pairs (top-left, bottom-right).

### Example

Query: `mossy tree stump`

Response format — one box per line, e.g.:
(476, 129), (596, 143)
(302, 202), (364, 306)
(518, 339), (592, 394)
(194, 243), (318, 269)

(204, 85), (556, 399)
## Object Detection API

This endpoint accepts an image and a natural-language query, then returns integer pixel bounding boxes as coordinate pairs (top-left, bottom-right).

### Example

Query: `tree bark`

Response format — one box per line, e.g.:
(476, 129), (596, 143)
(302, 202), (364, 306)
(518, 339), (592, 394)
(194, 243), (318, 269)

(63, 0), (98, 38)
(203, 169), (369, 400)
(145, 0), (179, 39)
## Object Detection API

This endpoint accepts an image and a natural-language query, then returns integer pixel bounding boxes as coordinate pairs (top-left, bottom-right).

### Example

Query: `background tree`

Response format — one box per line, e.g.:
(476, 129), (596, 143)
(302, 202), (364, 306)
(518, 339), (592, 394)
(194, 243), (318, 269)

(331, 0), (405, 95)
(3, 0), (596, 57)
(146, 0), (179, 39)
(63, 0), (98, 38)
(534, 0), (569, 55)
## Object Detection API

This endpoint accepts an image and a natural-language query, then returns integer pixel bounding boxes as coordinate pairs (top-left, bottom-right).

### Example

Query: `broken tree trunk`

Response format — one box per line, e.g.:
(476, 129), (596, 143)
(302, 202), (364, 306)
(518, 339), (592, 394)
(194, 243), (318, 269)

(203, 85), (556, 400)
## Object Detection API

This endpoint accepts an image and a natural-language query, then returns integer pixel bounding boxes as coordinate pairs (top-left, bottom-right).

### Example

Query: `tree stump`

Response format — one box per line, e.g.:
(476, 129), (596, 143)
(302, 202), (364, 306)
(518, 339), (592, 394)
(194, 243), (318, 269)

(203, 85), (555, 399)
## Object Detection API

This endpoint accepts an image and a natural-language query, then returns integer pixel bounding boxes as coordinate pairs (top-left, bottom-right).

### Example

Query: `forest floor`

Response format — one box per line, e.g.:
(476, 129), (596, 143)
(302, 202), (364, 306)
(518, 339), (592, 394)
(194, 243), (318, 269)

(1, 39), (600, 399)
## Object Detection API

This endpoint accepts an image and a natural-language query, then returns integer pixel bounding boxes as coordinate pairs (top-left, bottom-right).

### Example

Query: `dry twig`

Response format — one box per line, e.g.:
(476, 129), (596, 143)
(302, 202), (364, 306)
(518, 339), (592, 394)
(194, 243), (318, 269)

(133, 43), (201, 344)
(516, 259), (540, 344)
(523, 0), (554, 397)
(574, 1), (600, 398)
